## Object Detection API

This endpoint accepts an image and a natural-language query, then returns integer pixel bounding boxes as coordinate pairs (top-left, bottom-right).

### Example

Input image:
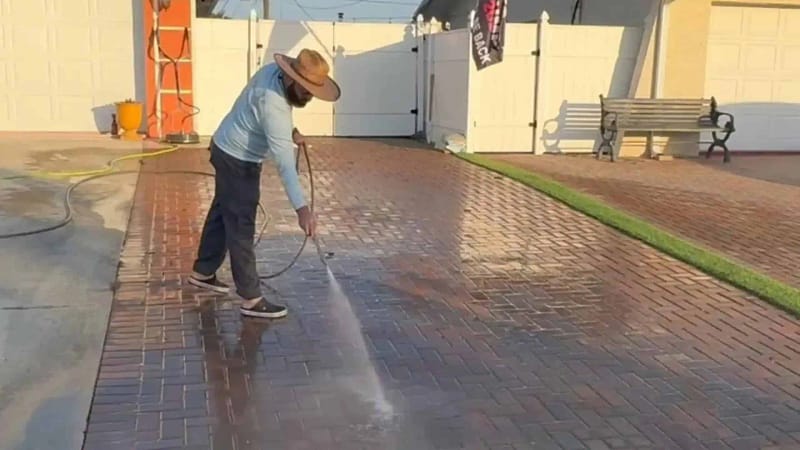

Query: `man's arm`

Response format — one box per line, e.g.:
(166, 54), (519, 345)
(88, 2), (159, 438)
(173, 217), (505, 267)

(260, 99), (307, 211)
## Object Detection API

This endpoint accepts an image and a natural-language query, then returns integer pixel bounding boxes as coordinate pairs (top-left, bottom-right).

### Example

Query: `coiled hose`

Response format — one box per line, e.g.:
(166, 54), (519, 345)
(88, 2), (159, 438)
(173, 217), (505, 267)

(0, 144), (323, 280)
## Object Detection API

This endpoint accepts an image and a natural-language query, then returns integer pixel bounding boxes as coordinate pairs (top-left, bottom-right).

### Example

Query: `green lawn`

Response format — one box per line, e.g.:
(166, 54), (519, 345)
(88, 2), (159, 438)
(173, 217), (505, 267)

(457, 153), (800, 317)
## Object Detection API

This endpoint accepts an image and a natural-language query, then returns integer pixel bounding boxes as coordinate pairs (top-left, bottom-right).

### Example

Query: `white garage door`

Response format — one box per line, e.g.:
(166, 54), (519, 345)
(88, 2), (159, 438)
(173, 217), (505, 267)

(705, 5), (800, 151)
(0, 0), (139, 132)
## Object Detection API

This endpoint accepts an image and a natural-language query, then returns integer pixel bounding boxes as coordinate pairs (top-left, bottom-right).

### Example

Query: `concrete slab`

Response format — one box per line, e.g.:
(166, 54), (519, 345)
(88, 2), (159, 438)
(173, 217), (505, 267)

(0, 135), (148, 450)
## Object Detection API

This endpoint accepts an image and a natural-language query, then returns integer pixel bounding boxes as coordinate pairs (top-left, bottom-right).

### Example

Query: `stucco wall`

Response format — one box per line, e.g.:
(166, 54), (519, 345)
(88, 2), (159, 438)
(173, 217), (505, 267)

(662, 0), (712, 98)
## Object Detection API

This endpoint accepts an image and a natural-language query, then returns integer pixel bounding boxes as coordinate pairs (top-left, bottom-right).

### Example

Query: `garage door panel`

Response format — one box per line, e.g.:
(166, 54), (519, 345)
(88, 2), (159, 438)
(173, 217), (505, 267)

(782, 46), (800, 71)
(9, 0), (47, 20)
(0, 0), (137, 131)
(0, 25), (7, 55)
(777, 80), (800, 102)
(54, 26), (93, 58)
(741, 79), (774, 102)
(95, 0), (132, 21)
(745, 8), (781, 37)
(784, 10), (800, 38)
(54, 0), (90, 19)
(16, 96), (52, 127)
(706, 5), (800, 151)
(706, 78), (737, 101)
(772, 111), (800, 134)
(97, 61), (135, 93)
(0, 60), (8, 86)
(0, 95), (10, 125)
(57, 96), (96, 129)
(98, 27), (134, 54)
(13, 26), (47, 54)
(710, 7), (743, 37)
(56, 62), (94, 95)
(744, 45), (777, 71)
(708, 44), (740, 72)
(14, 60), (50, 92)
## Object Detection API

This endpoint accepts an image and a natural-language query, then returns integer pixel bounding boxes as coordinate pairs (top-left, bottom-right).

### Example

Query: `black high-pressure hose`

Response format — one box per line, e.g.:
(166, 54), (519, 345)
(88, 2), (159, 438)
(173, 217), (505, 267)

(0, 146), (326, 280)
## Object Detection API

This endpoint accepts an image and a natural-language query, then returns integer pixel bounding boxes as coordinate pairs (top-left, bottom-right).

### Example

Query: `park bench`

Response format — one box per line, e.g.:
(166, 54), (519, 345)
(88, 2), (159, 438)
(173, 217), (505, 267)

(596, 96), (736, 163)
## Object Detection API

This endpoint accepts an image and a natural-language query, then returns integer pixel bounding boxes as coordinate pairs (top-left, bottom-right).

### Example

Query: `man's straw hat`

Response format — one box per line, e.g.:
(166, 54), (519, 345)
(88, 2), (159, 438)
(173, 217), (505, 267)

(274, 49), (341, 102)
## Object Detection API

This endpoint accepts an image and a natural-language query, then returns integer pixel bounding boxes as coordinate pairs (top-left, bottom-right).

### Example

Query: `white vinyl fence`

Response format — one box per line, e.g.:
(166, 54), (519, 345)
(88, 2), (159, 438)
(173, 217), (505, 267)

(468, 24), (539, 153)
(191, 13), (642, 152)
(537, 24), (640, 154)
(193, 18), (419, 137)
(424, 14), (642, 154)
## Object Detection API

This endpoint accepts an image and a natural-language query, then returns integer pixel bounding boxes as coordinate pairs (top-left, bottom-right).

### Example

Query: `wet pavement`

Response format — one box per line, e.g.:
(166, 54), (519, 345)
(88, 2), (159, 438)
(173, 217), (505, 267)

(85, 139), (800, 449)
(490, 154), (800, 289)
(0, 135), (142, 450)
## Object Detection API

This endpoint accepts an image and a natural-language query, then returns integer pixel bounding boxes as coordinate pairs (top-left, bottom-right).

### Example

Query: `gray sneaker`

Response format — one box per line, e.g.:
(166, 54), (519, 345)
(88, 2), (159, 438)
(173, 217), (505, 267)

(187, 274), (230, 294)
(240, 298), (288, 319)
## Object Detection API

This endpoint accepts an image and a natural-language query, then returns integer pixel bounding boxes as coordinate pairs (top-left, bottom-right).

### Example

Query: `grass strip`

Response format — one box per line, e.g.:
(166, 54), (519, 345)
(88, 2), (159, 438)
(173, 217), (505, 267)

(457, 153), (800, 317)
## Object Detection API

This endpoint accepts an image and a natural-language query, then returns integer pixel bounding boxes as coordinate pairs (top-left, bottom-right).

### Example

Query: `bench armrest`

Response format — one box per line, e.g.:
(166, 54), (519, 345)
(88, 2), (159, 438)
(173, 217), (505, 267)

(715, 111), (735, 132)
(601, 110), (618, 130)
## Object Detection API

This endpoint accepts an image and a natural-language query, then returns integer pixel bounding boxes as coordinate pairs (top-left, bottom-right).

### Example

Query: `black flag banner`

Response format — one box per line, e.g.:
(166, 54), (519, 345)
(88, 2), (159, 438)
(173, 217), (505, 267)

(470, 0), (508, 70)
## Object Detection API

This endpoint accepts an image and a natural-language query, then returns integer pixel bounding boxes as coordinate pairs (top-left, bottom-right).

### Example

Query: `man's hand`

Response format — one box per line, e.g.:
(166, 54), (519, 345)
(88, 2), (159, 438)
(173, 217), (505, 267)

(292, 128), (308, 153)
(296, 206), (317, 238)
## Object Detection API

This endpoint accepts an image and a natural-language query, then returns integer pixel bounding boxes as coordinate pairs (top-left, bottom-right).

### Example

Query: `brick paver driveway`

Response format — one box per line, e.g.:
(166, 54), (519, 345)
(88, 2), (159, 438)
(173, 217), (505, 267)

(84, 139), (800, 450)
(490, 154), (800, 289)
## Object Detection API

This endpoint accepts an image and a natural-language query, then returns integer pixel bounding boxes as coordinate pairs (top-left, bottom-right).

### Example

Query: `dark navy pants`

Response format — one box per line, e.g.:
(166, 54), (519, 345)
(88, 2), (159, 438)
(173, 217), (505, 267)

(193, 142), (262, 299)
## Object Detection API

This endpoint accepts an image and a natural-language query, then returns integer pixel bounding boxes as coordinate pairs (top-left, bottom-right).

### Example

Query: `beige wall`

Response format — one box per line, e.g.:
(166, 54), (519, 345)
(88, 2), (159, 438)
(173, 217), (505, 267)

(662, 0), (712, 98)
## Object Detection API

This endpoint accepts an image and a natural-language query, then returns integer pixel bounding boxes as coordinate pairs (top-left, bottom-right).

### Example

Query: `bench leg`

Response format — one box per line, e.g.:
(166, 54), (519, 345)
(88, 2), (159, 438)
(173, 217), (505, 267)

(597, 130), (617, 162)
(706, 130), (733, 163)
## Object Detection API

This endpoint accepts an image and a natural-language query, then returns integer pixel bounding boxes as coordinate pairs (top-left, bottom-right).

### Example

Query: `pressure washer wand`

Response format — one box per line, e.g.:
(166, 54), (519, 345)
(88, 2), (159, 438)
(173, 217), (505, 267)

(312, 236), (328, 267)
(298, 142), (332, 268)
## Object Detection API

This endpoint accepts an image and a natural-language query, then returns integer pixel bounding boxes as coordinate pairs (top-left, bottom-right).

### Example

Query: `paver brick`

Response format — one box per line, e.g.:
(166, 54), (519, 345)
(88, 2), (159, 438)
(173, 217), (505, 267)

(491, 154), (800, 289)
(84, 139), (800, 449)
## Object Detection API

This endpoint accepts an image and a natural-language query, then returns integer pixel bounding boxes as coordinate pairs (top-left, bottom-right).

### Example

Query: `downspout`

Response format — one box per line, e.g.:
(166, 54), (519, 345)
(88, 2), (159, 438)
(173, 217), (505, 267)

(652, 0), (666, 99)
(648, 0), (667, 157)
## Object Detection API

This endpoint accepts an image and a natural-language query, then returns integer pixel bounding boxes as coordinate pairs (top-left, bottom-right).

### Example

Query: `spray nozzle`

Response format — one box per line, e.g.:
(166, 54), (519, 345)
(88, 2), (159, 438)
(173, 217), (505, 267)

(312, 236), (333, 266)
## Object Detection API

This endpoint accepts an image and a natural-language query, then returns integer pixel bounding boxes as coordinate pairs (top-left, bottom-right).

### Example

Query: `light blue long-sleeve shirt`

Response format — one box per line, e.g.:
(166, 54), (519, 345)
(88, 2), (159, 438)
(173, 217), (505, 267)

(211, 62), (306, 210)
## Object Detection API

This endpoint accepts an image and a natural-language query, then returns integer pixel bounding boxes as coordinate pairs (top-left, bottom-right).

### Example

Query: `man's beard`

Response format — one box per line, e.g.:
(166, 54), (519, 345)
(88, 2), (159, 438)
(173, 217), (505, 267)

(286, 85), (310, 108)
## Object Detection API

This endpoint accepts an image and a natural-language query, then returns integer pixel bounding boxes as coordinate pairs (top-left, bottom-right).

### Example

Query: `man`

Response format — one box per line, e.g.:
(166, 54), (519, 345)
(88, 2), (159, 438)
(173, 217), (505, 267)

(187, 49), (341, 319)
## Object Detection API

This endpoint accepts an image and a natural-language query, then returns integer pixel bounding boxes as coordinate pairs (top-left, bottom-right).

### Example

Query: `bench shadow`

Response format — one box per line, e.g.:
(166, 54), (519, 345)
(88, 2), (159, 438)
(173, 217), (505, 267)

(540, 101), (601, 154)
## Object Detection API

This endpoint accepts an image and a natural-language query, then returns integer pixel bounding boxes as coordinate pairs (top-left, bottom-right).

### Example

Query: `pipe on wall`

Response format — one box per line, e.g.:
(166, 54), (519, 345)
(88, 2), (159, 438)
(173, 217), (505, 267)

(652, 0), (666, 99)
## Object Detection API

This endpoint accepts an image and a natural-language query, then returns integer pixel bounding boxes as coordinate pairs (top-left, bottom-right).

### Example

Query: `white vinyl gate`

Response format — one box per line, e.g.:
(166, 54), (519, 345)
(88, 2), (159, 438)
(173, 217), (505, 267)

(332, 23), (418, 136)
(193, 19), (419, 137)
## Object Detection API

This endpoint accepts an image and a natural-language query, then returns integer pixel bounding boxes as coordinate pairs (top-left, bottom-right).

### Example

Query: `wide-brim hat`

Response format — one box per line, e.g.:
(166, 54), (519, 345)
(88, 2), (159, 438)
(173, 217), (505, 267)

(274, 49), (341, 102)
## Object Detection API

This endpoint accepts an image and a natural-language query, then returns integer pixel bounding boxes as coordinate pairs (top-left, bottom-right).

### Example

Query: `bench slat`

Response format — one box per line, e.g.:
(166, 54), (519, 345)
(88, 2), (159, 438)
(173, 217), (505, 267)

(612, 118), (714, 124)
(604, 101), (711, 106)
(603, 98), (712, 103)
(617, 126), (725, 132)
(609, 110), (711, 115)
(607, 106), (711, 111)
